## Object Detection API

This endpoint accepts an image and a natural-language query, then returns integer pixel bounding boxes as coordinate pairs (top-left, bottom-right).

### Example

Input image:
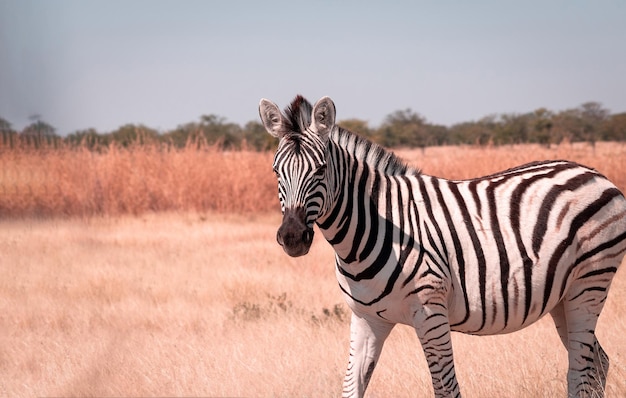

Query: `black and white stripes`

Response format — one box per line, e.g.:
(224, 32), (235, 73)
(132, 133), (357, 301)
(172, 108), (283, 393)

(259, 95), (626, 398)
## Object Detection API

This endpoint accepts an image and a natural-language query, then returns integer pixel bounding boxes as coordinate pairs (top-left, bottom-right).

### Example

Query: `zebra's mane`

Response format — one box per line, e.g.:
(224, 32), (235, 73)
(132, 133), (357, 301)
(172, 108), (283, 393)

(333, 126), (420, 176)
(281, 95), (418, 176)
(283, 95), (312, 136)
(277, 95), (313, 154)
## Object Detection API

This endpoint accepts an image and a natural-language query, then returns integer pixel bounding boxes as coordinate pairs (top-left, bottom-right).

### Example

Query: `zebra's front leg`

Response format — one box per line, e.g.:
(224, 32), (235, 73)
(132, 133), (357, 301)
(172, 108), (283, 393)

(342, 312), (394, 398)
(413, 303), (461, 398)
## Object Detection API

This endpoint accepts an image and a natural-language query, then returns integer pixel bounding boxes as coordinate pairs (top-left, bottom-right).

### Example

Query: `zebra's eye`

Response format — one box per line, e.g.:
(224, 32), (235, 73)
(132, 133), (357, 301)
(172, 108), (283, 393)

(313, 165), (326, 177)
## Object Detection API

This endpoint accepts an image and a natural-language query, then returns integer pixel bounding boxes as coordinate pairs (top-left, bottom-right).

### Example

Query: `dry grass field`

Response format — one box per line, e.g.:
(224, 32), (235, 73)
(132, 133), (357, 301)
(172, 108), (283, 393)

(1, 214), (625, 397)
(1, 141), (626, 397)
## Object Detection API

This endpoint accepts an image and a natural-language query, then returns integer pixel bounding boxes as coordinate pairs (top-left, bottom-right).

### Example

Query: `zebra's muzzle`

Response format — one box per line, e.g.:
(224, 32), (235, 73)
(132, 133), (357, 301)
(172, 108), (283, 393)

(276, 207), (314, 257)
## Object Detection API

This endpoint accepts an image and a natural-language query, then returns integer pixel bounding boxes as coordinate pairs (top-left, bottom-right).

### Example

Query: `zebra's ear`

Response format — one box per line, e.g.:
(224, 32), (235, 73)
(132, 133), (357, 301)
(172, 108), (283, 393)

(259, 98), (284, 138)
(311, 96), (336, 138)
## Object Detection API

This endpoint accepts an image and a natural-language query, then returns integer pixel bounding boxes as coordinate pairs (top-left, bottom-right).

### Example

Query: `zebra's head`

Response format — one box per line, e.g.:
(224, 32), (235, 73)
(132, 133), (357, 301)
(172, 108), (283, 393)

(259, 95), (335, 257)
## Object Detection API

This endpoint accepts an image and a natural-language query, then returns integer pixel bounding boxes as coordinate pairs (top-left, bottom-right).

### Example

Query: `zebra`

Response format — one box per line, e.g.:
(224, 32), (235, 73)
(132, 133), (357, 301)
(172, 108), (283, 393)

(258, 95), (626, 398)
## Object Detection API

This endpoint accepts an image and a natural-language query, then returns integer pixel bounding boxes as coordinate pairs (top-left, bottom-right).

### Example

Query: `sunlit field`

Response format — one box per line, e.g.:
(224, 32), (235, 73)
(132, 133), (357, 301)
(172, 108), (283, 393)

(1, 214), (625, 397)
(1, 141), (626, 396)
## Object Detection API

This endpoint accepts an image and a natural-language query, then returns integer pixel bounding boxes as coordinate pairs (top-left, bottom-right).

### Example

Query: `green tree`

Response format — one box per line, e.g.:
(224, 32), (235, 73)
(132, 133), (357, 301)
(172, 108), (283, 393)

(424, 124), (450, 146)
(164, 114), (244, 149)
(0, 117), (12, 132)
(495, 113), (529, 144)
(22, 120), (56, 138)
(241, 121), (276, 150)
(528, 108), (554, 146)
(551, 109), (582, 143)
(602, 112), (626, 141)
(377, 109), (429, 148)
(163, 123), (196, 147)
(0, 117), (17, 146)
(579, 102), (609, 148)
(450, 121), (492, 145)
(338, 119), (376, 141)
(198, 114), (242, 148)
(109, 124), (159, 147)
(20, 116), (59, 147)
(65, 128), (109, 149)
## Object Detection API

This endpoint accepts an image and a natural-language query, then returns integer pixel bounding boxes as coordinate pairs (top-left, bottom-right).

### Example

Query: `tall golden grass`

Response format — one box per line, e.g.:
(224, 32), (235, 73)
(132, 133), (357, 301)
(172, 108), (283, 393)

(1, 141), (625, 218)
(0, 143), (277, 217)
(394, 141), (626, 191)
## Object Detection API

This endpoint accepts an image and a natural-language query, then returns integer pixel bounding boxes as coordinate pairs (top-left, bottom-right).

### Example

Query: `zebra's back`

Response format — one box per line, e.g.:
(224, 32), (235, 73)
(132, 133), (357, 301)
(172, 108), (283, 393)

(417, 160), (626, 335)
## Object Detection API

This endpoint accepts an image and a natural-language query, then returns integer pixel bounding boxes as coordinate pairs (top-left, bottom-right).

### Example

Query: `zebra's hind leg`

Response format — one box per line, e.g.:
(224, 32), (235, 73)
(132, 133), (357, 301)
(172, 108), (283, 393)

(561, 282), (611, 398)
(549, 300), (568, 348)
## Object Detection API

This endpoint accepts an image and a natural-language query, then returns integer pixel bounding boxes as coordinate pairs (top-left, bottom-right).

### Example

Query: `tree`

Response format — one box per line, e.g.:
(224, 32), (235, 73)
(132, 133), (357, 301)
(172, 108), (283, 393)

(529, 108), (554, 147)
(65, 128), (109, 149)
(495, 113), (530, 145)
(0, 117), (17, 147)
(450, 120), (492, 145)
(579, 102), (609, 147)
(377, 109), (429, 148)
(0, 117), (12, 132)
(22, 120), (56, 138)
(424, 124), (449, 146)
(163, 123), (197, 147)
(602, 112), (626, 141)
(338, 119), (376, 140)
(551, 109), (582, 143)
(198, 114), (242, 148)
(20, 115), (58, 147)
(241, 121), (276, 150)
(161, 114), (245, 149)
(109, 124), (159, 147)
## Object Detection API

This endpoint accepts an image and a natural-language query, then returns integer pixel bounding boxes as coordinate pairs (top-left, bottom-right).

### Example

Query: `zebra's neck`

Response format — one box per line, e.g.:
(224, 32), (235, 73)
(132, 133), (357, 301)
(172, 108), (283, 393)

(316, 128), (419, 261)
(330, 127), (415, 177)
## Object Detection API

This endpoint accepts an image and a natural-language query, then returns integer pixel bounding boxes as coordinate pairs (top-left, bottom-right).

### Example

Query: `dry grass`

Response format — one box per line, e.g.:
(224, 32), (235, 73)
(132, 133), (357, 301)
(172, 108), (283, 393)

(1, 214), (624, 397)
(395, 141), (626, 192)
(0, 143), (277, 217)
(2, 141), (626, 218)
(1, 141), (626, 396)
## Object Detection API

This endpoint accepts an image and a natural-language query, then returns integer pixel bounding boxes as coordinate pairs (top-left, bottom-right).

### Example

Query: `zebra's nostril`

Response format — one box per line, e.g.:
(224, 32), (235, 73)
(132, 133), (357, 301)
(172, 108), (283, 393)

(302, 228), (313, 244)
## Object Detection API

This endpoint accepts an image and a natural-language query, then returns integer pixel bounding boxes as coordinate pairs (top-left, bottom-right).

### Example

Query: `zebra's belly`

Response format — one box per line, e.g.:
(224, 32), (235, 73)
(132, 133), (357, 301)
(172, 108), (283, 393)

(449, 307), (548, 336)
(336, 258), (568, 331)
(446, 258), (573, 336)
(339, 274), (563, 335)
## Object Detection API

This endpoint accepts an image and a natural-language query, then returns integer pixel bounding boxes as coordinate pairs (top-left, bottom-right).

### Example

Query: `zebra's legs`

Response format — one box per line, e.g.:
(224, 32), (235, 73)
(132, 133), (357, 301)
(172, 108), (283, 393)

(549, 300), (569, 348)
(341, 312), (394, 398)
(559, 284), (611, 398)
(413, 304), (461, 398)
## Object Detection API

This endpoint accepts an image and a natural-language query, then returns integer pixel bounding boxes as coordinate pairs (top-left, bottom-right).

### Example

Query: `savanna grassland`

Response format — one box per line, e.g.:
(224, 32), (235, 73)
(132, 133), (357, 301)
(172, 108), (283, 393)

(1, 141), (625, 397)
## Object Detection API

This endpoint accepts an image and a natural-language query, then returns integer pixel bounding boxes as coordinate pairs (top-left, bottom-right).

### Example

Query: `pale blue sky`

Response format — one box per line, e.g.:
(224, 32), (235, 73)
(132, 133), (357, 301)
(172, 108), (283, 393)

(1, 0), (625, 135)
